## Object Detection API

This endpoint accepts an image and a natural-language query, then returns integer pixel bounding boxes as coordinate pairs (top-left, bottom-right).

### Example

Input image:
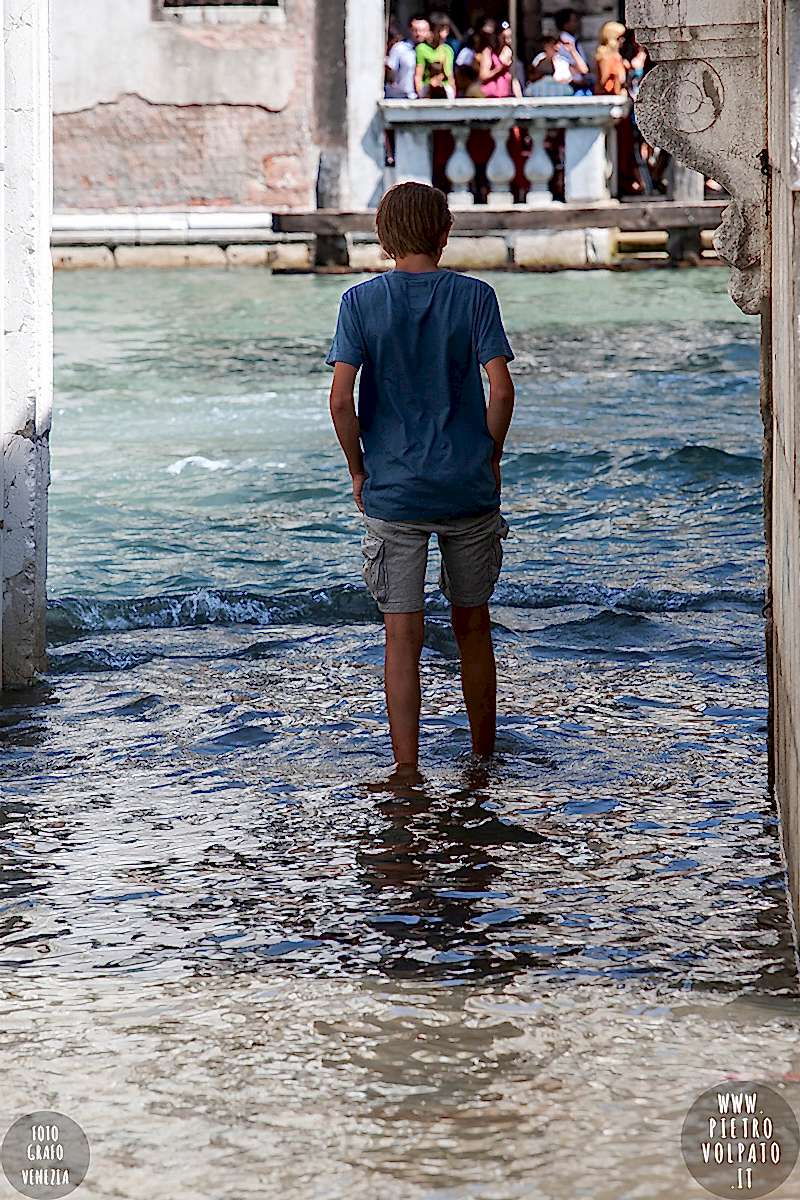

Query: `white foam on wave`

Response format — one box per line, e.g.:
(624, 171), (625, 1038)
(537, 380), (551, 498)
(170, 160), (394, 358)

(166, 456), (231, 475)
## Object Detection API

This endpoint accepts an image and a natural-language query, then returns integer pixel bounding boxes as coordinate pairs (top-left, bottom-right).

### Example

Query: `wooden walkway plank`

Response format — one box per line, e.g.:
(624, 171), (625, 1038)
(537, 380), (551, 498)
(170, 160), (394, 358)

(272, 202), (727, 236)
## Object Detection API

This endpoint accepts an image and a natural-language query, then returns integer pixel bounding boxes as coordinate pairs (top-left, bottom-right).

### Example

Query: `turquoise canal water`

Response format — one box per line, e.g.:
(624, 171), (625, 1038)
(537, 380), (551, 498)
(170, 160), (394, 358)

(3, 267), (800, 1199)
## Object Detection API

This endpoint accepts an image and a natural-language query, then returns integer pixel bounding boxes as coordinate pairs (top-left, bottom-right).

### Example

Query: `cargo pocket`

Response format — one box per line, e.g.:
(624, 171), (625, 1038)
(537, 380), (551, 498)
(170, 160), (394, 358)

(488, 515), (510, 588)
(361, 533), (389, 606)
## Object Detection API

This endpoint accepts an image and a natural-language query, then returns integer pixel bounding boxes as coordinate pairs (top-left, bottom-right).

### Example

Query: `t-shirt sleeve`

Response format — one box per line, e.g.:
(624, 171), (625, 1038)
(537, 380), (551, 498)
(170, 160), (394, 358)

(474, 285), (514, 365)
(325, 292), (365, 368)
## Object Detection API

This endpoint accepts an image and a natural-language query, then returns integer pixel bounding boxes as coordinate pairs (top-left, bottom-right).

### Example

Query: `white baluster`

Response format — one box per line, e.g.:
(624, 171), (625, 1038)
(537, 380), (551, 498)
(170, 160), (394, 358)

(445, 126), (475, 207)
(485, 120), (516, 207)
(524, 125), (554, 206)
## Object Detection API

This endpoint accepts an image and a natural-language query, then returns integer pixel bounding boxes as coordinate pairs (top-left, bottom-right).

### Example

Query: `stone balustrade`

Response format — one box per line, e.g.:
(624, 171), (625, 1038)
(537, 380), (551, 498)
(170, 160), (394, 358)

(379, 96), (630, 207)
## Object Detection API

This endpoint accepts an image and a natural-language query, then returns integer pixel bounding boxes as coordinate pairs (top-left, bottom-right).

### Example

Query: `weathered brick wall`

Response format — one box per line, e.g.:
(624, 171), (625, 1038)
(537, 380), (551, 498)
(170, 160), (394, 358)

(52, 0), (317, 210)
(53, 90), (314, 210)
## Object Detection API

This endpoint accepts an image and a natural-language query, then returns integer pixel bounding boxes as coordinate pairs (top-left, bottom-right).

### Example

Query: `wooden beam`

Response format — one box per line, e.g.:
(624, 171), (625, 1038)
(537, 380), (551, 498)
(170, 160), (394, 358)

(273, 201), (727, 235)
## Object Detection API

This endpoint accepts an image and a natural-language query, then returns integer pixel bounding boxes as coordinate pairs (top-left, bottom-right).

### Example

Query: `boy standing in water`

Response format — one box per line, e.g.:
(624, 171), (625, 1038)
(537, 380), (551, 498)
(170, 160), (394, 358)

(327, 183), (515, 783)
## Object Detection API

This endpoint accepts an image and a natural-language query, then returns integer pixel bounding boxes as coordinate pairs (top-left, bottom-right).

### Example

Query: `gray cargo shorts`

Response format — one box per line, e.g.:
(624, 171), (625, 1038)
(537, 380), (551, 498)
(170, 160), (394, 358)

(360, 509), (510, 613)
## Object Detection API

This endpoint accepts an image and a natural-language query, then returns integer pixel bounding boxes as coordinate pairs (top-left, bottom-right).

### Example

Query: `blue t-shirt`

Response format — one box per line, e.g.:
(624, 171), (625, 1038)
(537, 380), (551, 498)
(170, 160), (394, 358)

(325, 270), (514, 522)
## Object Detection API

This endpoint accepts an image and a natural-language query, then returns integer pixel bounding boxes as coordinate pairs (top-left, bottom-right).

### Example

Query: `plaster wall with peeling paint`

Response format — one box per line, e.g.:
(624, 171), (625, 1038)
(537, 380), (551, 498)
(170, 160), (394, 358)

(2, 0), (52, 688)
(52, 0), (319, 210)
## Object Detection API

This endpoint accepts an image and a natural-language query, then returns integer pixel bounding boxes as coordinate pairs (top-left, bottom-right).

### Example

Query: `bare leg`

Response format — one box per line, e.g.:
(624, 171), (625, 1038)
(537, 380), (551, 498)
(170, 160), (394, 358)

(451, 603), (496, 756)
(383, 611), (425, 770)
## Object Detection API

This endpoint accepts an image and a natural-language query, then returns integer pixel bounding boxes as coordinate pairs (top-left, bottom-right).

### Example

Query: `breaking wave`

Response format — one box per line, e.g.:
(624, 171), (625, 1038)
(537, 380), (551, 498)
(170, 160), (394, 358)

(47, 580), (764, 645)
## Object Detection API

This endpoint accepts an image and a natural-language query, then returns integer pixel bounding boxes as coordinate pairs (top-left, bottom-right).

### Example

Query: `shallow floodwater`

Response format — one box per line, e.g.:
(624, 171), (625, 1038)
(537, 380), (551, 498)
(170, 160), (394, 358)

(2, 267), (800, 1198)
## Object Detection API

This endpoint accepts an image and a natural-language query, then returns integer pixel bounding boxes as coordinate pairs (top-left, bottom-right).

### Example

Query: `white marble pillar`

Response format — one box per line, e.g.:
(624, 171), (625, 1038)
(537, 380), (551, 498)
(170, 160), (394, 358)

(345, 0), (385, 208)
(765, 0), (800, 934)
(2, 0), (52, 688)
(393, 127), (433, 186)
(564, 125), (609, 203)
(633, 4), (794, 921)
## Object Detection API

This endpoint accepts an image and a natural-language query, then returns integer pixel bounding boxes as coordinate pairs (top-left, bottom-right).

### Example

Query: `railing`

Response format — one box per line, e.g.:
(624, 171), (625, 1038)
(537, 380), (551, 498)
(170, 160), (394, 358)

(379, 97), (630, 207)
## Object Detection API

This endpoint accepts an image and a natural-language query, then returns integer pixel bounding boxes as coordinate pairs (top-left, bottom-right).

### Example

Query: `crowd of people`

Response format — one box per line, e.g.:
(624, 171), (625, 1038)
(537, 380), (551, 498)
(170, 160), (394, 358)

(385, 8), (663, 198)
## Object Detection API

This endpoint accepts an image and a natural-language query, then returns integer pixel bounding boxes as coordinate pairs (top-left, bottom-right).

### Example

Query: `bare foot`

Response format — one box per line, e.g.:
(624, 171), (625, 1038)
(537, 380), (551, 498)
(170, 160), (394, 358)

(365, 762), (424, 793)
(462, 753), (495, 791)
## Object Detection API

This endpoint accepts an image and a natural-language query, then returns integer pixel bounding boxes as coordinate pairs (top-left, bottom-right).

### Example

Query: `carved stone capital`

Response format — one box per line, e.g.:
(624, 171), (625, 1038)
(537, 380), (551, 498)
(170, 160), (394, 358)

(629, 1), (765, 313)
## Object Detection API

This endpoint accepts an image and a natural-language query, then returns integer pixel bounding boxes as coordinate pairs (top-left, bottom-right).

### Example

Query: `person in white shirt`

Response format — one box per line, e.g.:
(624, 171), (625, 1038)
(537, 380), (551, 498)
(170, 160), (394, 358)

(455, 33), (477, 71)
(385, 15), (430, 99)
(529, 34), (573, 89)
(554, 7), (592, 93)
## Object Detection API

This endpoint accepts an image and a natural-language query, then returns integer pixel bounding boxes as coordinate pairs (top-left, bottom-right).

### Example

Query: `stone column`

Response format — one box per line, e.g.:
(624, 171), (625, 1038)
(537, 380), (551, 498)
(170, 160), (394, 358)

(666, 160), (706, 262)
(564, 124), (610, 203)
(2, 0), (52, 689)
(344, 0), (385, 209)
(393, 126), (433, 186)
(314, 0), (348, 266)
(765, 0), (800, 934)
(631, 1), (800, 938)
(630, 1), (763, 314)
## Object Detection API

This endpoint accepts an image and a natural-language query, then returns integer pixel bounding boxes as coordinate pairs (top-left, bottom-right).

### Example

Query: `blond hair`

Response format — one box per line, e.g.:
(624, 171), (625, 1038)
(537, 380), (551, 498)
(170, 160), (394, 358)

(375, 182), (453, 260)
(597, 20), (625, 52)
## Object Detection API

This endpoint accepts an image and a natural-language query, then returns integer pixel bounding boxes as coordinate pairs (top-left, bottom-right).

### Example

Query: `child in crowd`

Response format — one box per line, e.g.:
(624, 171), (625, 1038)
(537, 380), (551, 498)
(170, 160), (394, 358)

(415, 17), (456, 98)
(326, 183), (515, 784)
(458, 61), (486, 98)
(527, 34), (573, 90)
(426, 61), (449, 99)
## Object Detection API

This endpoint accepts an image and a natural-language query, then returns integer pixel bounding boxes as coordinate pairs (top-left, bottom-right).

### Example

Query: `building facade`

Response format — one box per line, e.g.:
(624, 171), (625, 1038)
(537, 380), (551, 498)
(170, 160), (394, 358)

(51, 0), (624, 213)
(53, 0), (319, 211)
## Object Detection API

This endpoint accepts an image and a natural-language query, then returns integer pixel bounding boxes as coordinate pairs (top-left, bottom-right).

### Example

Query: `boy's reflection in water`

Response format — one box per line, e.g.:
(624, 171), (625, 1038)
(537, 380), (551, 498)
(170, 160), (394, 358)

(357, 764), (553, 982)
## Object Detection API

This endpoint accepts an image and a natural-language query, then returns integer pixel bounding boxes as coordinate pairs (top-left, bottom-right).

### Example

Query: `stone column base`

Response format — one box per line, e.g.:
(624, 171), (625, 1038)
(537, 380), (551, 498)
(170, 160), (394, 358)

(2, 431), (49, 686)
(513, 228), (616, 268)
